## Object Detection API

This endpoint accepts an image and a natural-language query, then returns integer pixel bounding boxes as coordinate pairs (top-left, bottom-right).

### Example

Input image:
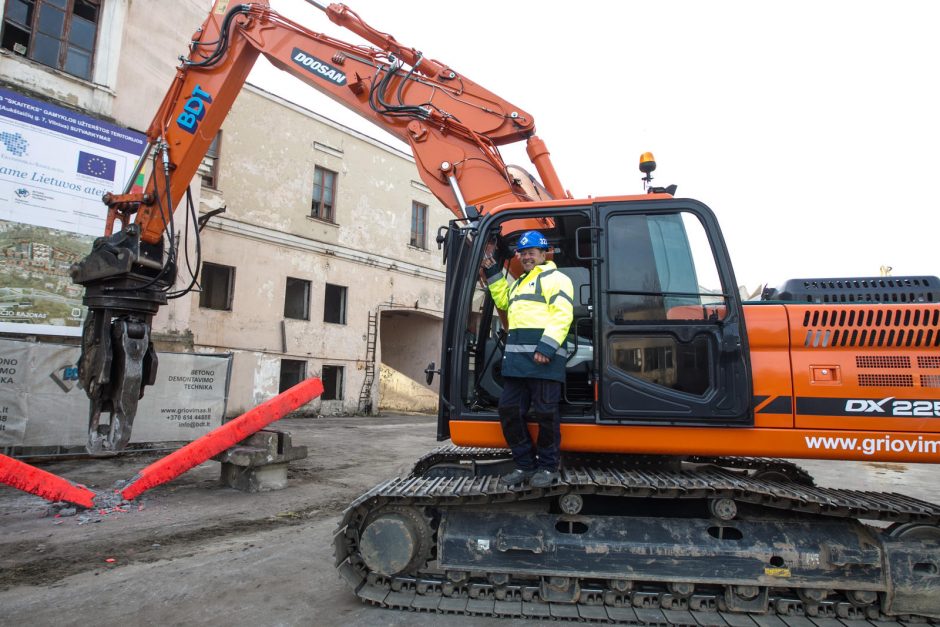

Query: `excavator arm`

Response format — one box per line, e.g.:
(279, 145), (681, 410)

(70, 0), (563, 453)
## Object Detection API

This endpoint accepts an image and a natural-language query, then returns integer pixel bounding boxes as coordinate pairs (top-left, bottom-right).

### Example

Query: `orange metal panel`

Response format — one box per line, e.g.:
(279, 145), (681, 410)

(449, 421), (940, 463)
(754, 415), (792, 428)
(744, 304), (794, 428)
(787, 303), (940, 431)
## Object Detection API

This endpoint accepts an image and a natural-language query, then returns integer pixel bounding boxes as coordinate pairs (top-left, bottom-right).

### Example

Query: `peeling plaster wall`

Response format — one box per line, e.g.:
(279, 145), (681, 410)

(218, 85), (450, 264)
(192, 227), (446, 415)
(252, 353), (282, 408)
(188, 86), (452, 415)
(111, 0), (209, 131)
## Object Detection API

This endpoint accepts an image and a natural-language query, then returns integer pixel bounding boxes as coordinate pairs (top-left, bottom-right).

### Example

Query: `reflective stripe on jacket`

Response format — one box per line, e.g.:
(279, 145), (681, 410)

(485, 260), (574, 382)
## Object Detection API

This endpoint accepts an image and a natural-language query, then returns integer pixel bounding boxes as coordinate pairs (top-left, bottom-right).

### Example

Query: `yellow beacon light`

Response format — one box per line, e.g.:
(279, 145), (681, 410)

(639, 151), (656, 175)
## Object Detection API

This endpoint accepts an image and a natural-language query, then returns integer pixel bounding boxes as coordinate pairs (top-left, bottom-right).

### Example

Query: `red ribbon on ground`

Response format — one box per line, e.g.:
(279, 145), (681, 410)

(121, 377), (323, 500)
(0, 453), (97, 508)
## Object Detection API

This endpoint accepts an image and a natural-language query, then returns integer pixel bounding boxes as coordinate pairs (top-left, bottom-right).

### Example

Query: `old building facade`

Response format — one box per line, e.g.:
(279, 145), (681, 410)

(0, 0), (447, 419)
(179, 84), (448, 416)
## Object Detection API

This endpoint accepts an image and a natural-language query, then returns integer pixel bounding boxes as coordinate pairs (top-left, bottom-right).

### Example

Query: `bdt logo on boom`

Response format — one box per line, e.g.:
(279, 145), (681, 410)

(49, 363), (79, 393)
(176, 84), (213, 134)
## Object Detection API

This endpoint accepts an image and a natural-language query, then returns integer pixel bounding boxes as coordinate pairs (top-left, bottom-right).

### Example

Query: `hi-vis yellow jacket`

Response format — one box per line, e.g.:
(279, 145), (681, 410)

(485, 260), (575, 382)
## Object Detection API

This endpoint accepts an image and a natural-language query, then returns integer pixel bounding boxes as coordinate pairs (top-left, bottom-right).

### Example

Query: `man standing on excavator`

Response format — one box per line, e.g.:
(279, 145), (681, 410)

(482, 230), (575, 488)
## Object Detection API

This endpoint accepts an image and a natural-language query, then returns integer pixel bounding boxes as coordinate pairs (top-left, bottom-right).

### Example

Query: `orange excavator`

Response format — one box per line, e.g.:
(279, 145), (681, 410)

(70, 1), (940, 622)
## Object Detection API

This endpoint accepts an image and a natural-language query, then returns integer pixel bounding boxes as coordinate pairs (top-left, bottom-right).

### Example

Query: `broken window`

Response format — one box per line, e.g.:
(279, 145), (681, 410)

(321, 365), (344, 400)
(1, 0), (100, 81)
(410, 200), (428, 249)
(311, 165), (337, 222)
(199, 131), (221, 189)
(284, 277), (311, 320)
(279, 359), (307, 393)
(324, 283), (346, 324)
(199, 262), (235, 310)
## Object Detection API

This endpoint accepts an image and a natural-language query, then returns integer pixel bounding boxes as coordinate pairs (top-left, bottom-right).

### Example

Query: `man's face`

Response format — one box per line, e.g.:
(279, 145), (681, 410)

(517, 247), (547, 273)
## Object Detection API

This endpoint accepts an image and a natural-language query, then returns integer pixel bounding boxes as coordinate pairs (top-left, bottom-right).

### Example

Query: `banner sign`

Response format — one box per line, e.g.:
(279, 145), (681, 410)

(0, 87), (147, 335)
(0, 339), (231, 449)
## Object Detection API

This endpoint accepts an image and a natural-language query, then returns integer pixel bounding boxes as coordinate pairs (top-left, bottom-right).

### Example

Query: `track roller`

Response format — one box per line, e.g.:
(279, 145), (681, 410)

(357, 506), (432, 576)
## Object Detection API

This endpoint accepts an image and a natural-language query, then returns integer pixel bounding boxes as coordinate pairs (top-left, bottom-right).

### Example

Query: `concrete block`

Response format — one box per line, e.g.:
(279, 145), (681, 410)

(212, 429), (307, 467)
(220, 462), (288, 492)
(213, 429), (307, 493)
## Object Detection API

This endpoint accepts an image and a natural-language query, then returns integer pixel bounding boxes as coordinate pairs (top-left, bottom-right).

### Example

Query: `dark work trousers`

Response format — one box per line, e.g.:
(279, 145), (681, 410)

(498, 376), (562, 471)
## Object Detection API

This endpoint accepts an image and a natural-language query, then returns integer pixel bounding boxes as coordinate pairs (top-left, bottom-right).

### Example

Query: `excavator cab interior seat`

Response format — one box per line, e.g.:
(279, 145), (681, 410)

(557, 266), (594, 406)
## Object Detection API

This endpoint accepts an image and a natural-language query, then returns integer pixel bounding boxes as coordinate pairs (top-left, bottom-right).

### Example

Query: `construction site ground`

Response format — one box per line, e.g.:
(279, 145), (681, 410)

(1, 413), (938, 627)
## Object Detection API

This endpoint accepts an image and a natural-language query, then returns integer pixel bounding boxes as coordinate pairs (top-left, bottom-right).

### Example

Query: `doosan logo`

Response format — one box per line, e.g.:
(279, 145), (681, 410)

(291, 49), (346, 86)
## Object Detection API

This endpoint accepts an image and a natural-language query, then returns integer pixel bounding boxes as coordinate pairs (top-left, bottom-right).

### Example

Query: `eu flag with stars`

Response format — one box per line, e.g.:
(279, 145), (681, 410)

(76, 151), (116, 181)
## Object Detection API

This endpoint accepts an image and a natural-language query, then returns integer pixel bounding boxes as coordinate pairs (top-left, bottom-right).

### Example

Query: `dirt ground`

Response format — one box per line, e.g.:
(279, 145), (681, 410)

(2, 414), (939, 627)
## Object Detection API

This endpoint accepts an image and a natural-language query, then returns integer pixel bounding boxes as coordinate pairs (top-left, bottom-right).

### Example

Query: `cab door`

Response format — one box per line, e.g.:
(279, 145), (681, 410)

(436, 221), (476, 439)
(595, 199), (752, 425)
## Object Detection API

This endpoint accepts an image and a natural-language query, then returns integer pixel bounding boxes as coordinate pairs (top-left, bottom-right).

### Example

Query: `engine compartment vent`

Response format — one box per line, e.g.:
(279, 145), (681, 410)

(799, 306), (940, 348)
(764, 276), (938, 304)
(804, 326), (938, 348)
(857, 356), (911, 369)
(859, 374), (914, 387)
(802, 307), (939, 328)
(922, 375), (940, 388)
(920, 356), (940, 369)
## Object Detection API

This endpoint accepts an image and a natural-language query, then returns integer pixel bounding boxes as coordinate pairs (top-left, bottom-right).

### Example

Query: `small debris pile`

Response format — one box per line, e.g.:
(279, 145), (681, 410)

(43, 479), (147, 525)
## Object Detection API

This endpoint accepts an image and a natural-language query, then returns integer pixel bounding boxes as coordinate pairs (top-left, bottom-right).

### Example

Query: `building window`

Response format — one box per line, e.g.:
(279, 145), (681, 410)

(199, 262), (234, 310)
(1, 0), (100, 81)
(410, 201), (428, 249)
(311, 166), (337, 222)
(321, 365), (344, 400)
(284, 277), (310, 320)
(279, 359), (306, 393)
(324, 283), (346, 324)
(199, 131), (221, 189)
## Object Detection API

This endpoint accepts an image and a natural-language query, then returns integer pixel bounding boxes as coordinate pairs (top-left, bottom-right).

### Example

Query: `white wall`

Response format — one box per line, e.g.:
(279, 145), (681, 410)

(185, 86), (450, 415)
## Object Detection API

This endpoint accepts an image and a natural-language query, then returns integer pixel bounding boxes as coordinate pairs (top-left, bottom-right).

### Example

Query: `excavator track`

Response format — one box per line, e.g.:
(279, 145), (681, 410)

(334, 447), (940, 624)
(408, 446), (818, 486)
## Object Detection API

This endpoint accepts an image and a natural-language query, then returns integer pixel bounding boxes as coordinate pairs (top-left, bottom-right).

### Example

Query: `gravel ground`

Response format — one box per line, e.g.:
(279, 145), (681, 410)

(2, 414), (938, 626)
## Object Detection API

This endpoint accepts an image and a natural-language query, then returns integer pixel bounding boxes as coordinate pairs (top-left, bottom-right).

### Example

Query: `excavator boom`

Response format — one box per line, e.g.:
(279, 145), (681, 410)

(108, 0), (559, 244)
(70, 0), (561, 452)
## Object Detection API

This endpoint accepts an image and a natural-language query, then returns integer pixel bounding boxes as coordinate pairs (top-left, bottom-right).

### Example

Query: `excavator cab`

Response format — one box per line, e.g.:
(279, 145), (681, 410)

(437, 197), (753, 443)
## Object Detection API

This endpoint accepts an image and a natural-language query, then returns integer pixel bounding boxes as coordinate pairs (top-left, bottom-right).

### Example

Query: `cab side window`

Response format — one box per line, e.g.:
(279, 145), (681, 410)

(607, 213), (725, 323)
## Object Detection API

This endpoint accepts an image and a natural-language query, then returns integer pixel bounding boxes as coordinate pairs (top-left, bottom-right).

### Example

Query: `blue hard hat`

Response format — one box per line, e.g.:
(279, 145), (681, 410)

(516, 230), (549, 251)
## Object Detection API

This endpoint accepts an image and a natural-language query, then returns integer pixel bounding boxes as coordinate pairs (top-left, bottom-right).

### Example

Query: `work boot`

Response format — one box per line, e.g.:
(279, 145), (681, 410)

(501, 468), (535, 486)
(529, 469), (560, 488)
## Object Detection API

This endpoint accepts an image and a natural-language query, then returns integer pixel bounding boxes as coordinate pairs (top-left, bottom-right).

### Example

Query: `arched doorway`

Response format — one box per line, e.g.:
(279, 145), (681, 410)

(377, 308), (442, 413)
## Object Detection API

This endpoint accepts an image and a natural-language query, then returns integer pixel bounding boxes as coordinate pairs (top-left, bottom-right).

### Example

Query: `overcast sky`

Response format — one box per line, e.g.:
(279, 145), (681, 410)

(249, 0), (940, 291)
